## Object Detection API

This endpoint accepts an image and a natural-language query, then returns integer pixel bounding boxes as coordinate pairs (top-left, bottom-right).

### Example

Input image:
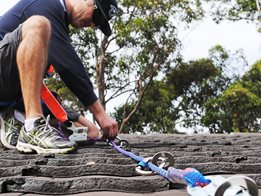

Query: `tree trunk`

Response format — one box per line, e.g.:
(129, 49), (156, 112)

(96, 36), (108, 109)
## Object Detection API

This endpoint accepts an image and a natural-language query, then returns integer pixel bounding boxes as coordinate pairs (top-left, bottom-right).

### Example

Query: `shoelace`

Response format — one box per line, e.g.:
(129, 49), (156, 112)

(7, 118), (20, 130)
(35, 115), (62, 139)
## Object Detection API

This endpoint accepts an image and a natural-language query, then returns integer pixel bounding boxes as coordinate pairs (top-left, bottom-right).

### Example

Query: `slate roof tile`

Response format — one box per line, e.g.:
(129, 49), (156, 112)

(0, 133), (261, 195)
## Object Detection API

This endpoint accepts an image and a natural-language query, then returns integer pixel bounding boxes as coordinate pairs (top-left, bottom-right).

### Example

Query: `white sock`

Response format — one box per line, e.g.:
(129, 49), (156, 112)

(24, 117), (41, 132)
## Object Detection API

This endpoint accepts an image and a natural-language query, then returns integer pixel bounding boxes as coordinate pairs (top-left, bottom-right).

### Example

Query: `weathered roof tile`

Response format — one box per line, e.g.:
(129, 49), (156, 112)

(0, 133), (261, 195)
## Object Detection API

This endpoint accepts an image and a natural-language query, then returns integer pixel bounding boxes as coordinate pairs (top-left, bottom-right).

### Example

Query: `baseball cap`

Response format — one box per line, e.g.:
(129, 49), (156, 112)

(93, 0), (118, 36)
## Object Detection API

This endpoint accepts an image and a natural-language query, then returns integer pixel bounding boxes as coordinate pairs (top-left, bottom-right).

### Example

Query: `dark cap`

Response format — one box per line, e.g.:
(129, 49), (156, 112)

(95, 0), (118, 36)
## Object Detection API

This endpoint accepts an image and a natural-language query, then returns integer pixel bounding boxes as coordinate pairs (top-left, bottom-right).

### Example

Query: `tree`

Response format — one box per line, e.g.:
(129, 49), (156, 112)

(53, 0), (206, 131)
(203, 0), (259, 22)
(241, 60), (261, 97)
(46, 1), (258, 134)
(166, 58), (220, 128)
(203, 61), (261, 132)
(113, 80), (178, 134)
(113, 45), (247, 133)
(108, 0), (209, 132)
(166, 45), (247, 130)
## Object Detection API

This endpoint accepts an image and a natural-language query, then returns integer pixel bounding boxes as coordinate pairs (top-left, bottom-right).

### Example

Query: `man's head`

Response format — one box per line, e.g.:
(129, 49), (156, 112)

(92, 0), (118, 36)
(67, 0), (118, 36)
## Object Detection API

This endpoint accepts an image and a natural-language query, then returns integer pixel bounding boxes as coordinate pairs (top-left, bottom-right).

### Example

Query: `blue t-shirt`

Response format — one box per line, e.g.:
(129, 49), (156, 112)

(0, 0), (98, 107)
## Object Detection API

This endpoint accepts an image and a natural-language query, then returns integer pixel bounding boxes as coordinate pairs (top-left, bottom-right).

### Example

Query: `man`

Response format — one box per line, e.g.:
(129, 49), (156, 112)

(0, 0), (119, 154)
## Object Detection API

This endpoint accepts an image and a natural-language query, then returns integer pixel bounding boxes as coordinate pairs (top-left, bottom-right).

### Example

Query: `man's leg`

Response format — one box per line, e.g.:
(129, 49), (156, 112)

(0, 17), (48, 150)
(16, 15), (50, 119)
(15, 16), (77, 154)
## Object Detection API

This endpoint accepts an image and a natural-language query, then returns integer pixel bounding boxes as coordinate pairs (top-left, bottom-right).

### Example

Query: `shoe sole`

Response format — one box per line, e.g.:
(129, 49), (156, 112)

(16, 140), (76, 154)
(0, 115), (16, 150)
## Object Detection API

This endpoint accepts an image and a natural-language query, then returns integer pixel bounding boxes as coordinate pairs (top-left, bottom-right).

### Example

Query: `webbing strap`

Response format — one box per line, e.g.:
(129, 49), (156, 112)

(110, 141), (210, 187)
(40, 83), (68, 123)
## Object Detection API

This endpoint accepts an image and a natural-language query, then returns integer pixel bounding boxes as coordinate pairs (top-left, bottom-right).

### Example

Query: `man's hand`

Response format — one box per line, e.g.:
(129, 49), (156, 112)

(88, 100), (118, 141)
(98, 113), (118, 141)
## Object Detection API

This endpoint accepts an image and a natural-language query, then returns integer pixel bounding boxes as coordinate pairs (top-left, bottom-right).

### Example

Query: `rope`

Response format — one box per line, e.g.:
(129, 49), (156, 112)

(147, 162), (167, 178)
(110, 141), (210, 186)
(111, 141), (170, 181)
(109, 139), (258, 195)
(110, 141), (143, 162)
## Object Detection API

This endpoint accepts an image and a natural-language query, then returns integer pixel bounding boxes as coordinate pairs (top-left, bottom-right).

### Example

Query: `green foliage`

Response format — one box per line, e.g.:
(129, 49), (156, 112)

(120, 44), (251, 133)
(222, 84), (260, 132)
(204, 0), (258, 22)
(114, 47), (237, 133)
(113, 80), (178, 134)
(166, 45), (244, 131)
(203, 61), (261, 133)
(202, 98), (233, 133)
(108, 0), (211, 134)
(202, 0), (261, 34)
(241, 61), (261, 96)
(166, 58), (228, 129)
(167, 58), (218, 96)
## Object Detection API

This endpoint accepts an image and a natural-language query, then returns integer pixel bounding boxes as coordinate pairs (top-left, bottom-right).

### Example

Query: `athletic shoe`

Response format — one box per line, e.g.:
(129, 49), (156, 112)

(0, 108), (22, 149)
(16, 116), (77, 154)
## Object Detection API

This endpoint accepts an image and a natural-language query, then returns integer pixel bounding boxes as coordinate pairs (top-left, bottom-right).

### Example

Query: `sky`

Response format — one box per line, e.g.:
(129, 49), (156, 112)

(180, 18), (261, 66)
(0, 1), (17, 15)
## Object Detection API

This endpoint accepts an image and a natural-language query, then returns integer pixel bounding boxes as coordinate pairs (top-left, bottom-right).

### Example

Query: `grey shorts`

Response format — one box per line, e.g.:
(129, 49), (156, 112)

(0, 25), (23, 102)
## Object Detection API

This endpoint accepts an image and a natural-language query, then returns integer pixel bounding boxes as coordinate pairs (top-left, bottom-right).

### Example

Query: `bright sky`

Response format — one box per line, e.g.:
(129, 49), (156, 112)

(0, 1), (17, 14)
(180, 18), (261, 66)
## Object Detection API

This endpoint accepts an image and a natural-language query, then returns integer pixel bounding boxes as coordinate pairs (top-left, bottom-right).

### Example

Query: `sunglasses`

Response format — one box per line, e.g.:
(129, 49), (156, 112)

(92, 0), (108, 28)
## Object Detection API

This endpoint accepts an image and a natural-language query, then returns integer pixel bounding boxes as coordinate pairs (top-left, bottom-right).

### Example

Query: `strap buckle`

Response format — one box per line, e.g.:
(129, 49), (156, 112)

(136, 152), (175, 176)
(135, 157), (154, 176)
(107, 137), (129, 148)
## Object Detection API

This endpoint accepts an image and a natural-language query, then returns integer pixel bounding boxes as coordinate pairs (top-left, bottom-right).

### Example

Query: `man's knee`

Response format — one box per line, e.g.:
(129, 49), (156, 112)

(22, 16), (51, 39)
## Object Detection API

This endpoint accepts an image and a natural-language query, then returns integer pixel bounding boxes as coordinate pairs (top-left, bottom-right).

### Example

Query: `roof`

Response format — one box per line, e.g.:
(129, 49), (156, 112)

(0, 133), (261, 195)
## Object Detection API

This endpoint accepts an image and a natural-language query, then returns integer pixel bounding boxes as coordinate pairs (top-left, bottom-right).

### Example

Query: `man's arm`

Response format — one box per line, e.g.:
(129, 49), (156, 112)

(88, 100), (118, 140)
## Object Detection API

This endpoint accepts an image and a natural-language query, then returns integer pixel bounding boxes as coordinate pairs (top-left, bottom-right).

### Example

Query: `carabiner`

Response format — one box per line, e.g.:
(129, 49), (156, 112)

(135, 157), (166, 176)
